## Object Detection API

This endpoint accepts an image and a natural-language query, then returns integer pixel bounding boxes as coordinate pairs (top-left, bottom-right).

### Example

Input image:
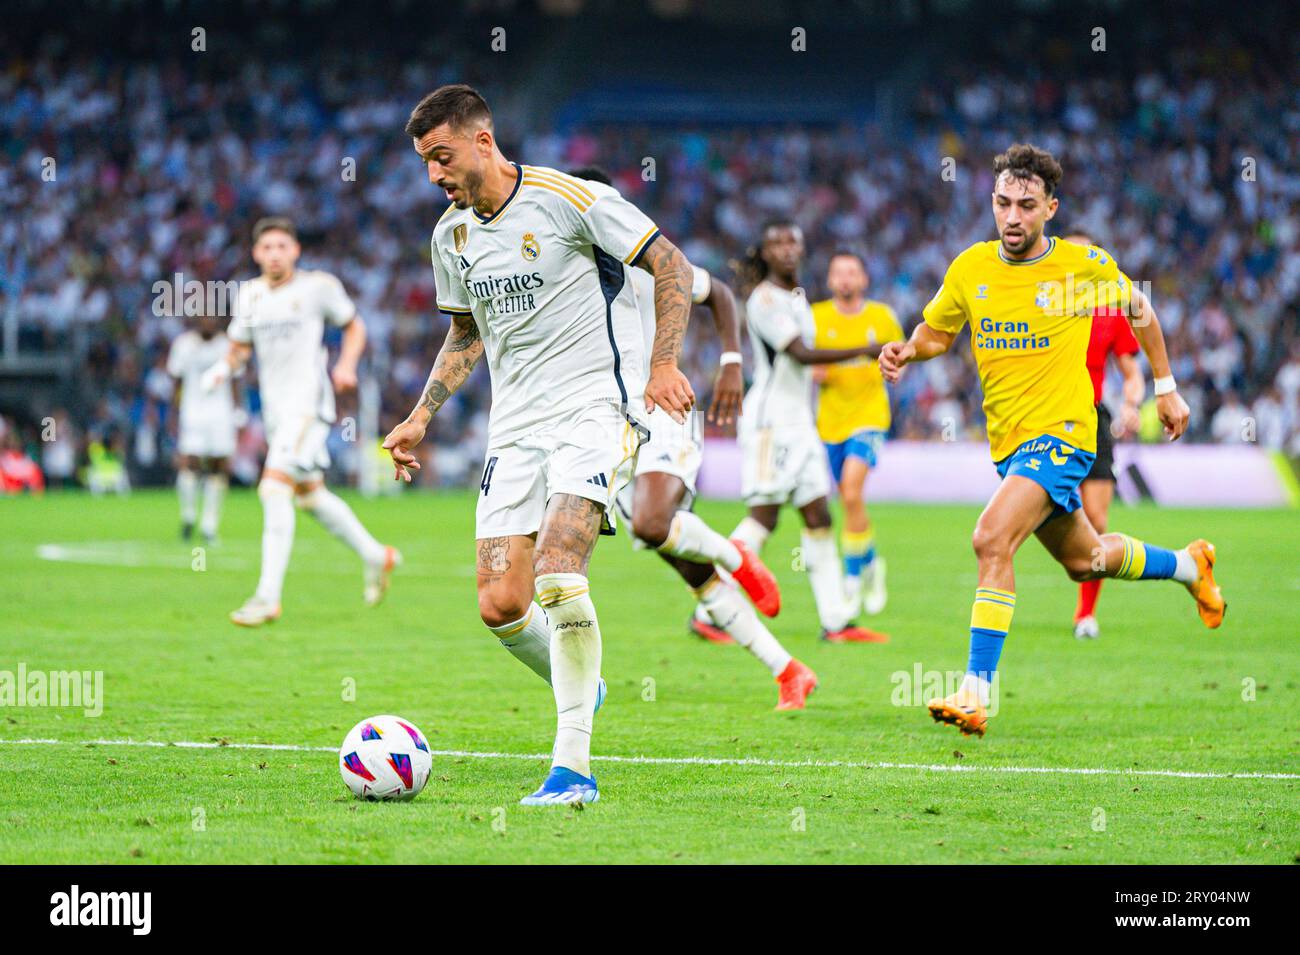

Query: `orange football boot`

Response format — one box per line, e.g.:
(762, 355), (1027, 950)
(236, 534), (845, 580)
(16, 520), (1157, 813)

(1184, 539), (1225, 628)
(927, 689), (988, 737)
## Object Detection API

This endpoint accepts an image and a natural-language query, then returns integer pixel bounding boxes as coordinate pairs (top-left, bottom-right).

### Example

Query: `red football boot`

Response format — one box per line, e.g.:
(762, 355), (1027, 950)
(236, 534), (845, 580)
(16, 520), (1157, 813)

(775, 659), (818, 710)
(729, 540), (781, 617)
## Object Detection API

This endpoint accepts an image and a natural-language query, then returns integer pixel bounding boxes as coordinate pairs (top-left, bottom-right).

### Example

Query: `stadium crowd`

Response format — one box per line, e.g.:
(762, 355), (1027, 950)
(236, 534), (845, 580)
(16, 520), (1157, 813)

(2, 32), (1297, 492)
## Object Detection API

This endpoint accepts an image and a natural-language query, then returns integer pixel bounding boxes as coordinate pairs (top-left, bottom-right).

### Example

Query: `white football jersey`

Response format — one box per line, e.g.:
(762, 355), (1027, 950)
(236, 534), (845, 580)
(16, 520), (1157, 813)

(431, 164), (658, 445)
(742, 279), (817, 431)
(628, 263), (712, 361)
(167, 330), (234, 430)
(228, 269), (357, 429)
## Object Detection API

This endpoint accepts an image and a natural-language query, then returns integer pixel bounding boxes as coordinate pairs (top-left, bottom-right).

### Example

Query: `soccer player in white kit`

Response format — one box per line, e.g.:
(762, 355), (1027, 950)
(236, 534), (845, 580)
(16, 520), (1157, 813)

(567, 167), (817, 711)
(167, 313), (237, 544)
(724, 220), (890, 644)
(204, 218), (400, 627)
(382, 86), (695, 805)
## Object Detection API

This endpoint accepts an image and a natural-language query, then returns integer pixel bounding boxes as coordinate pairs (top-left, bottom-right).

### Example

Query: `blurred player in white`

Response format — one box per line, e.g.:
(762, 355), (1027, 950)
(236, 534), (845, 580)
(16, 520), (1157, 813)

(720, 221), (889, 644)
(383, 87), (695, 805)
(168, 313), (237, 544)
(204, 217), (400, 627)
(569, 167), (816, 711)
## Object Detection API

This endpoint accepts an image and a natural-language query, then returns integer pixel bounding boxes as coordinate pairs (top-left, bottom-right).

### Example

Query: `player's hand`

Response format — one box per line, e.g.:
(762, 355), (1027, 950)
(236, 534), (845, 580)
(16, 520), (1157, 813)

(878, 341), (914, 384)
(331, 362), (358, 393)
(707, 362), (744, 428)
(382, 414), (428, 483)
(645, 363), (695, 425)
(1118, 401), (1141, 438)
(1156, 391), (1190, 441)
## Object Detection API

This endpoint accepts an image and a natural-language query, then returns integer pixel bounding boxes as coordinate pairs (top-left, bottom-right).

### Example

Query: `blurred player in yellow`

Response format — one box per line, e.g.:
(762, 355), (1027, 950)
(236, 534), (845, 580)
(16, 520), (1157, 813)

(812, 251), (903, 617)
(880, 143), (1225, 737)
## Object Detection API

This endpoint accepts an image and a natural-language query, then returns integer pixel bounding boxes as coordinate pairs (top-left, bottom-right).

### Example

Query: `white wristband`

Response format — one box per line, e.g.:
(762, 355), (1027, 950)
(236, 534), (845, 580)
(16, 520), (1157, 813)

(719, 351), (742, 368)
(1153, 375), (1177, 397)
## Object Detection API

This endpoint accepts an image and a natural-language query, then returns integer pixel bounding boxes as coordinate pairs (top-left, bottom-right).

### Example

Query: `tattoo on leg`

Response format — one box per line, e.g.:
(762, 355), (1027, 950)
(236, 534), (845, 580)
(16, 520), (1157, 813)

(477, 536), (513, 585)
(535, 494), (602, 576)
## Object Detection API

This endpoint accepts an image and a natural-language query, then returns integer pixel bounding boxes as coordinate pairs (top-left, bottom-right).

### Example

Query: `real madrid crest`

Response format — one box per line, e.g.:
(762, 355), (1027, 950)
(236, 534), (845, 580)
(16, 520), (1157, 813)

(453, 223), (467, 254)
(521, 232), (540, 261)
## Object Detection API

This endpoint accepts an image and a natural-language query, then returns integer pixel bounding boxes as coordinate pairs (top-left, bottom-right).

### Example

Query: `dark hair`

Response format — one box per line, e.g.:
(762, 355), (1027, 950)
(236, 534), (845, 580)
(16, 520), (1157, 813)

(828, 248), (866, 269)
(992, 143), (1063, 197)
(405, 84), (493, 139)
(733, 218), (798, 292)
(252, 216), (296, 242)
(567, 166), (612, 186)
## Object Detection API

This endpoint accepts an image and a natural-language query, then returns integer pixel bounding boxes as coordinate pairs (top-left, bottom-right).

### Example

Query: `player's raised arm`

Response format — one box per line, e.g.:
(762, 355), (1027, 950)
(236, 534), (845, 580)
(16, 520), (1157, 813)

(696, 274), (745, 426)
(636, 234), (696, 424)
(382, 312), (483, 482)
(878, 322), (956, 383)
(1125, 288), (1189, 440)
(200, 338), (252, 392)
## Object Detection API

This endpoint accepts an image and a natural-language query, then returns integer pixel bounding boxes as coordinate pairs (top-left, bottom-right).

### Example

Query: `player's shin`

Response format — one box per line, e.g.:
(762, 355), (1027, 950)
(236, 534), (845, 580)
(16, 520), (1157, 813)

(693, 576), (791, 676)
(801, 528), (850, 631)
(488, 602), (553, 685)
(201, 473), (227, 538)
(659, 511), (742, 572)
(960, 588), (1016, 707)
(254, 479), (295, 606)
(536, 573), (601, 778)
(1103, 534), (1197, 584)
(177, 468), (199, 527)
(298, 486), (386, 565)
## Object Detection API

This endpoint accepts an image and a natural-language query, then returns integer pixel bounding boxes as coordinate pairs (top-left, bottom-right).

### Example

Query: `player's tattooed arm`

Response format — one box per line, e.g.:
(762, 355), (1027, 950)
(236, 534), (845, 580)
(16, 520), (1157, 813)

(417, 313), (483, 418)
(382, 313), (483, 482)
(879, 322), (956, 383)
(636, 235), (696, 423)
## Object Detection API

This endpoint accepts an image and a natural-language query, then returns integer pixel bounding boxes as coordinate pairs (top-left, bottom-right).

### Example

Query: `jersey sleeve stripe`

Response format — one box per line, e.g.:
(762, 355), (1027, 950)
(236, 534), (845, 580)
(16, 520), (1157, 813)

(521, 177), (592, 211)
(625, 227), (660, 266)
(524, 166), (597, 203)
(437, 303), (473, 316)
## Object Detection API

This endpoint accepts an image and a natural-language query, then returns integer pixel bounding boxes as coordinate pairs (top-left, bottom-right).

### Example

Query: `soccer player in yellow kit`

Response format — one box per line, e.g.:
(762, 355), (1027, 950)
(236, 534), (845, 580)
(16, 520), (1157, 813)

(812, 252), (904, 617)
(879, 144), (1225, 737)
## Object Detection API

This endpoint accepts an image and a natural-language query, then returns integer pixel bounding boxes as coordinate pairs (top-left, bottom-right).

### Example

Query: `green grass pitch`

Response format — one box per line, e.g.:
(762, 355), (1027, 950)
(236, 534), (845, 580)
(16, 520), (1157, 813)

(1, 488), (1295, 864)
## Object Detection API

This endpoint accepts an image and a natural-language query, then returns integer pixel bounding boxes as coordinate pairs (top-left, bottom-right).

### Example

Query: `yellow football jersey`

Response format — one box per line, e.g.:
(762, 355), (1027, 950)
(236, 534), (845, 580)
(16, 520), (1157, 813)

(812, 299), (904, 443)
(922, 237), (1133, 461)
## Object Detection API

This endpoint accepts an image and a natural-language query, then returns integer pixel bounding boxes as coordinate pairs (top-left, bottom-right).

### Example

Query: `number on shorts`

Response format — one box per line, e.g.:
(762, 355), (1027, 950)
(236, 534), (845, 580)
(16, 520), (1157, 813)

(479, 455), (499, 496)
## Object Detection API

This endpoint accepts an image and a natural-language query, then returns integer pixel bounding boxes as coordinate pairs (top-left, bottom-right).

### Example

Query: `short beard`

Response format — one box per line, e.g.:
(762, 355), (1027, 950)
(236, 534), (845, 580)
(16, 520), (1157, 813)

(1001, 225), (1038, 256)
(460, 167), (484, 210)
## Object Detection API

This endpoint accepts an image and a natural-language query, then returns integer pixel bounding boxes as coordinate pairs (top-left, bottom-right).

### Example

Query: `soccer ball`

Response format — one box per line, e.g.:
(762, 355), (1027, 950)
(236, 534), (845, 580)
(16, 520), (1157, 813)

(338, 715), (433, 801)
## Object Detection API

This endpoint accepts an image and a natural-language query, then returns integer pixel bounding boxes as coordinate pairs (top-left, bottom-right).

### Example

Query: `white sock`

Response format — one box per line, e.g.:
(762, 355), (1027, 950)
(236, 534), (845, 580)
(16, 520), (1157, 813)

(1173, 549), (1197, 584)
(177, 469), (198, 525)
(489, 603), (552, 685)
(300, 487), (386, 565)
(696, 577), (791, 676)
(802, 527), (851, 632)
(659, 511), (741, 572)
(200, 473), (227, 538)
(536, 573), (601, 779)
(959, 672), (992, 708)
(254, 480), (295, 606)
(731, 515), (771, 555)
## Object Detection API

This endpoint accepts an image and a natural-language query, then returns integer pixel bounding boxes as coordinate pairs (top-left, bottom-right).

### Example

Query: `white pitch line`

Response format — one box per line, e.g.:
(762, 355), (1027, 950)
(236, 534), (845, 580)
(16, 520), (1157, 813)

(1, 737), (1295, 781)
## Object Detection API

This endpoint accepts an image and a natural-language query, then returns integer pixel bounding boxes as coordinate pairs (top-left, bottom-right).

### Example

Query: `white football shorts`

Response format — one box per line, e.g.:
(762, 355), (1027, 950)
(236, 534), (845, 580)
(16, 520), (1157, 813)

(475, 401), (644, 540)
(739, 422), (830, 508)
